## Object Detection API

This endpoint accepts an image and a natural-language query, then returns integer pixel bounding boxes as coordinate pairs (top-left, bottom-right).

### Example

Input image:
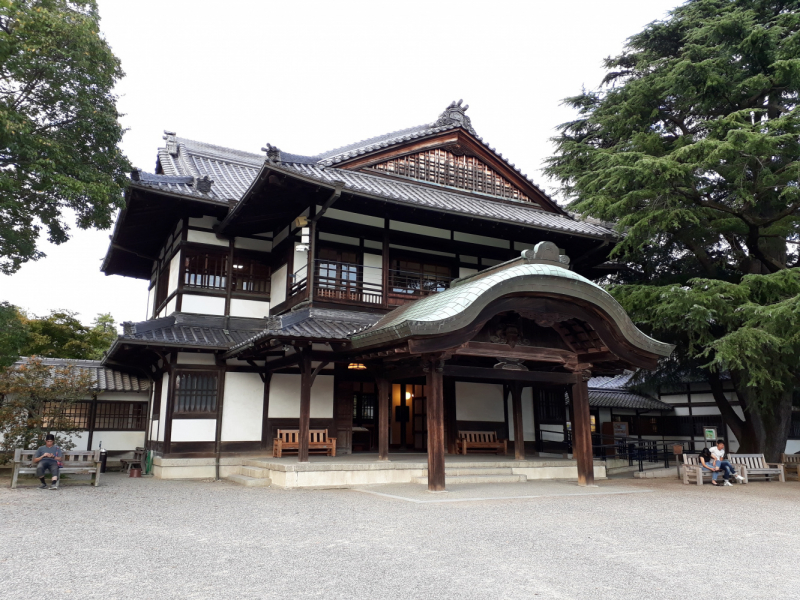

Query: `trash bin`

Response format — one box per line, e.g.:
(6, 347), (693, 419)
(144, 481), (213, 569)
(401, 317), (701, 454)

(99, 447), (108, 474)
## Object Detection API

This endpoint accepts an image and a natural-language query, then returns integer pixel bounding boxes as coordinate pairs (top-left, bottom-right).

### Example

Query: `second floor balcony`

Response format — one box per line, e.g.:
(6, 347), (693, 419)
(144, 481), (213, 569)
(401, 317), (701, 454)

(290, 259), (454, 310)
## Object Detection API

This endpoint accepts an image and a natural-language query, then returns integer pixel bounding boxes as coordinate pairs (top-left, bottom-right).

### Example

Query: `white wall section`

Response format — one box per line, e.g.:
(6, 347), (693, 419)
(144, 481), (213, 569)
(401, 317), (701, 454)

(363, 253), (382, 303)
(230, 298), (270, 318)
(234, 237), (272, 252)
(268, 373), (334, 418)
(221, 373), (264, 441)
(167, 251), (181, 295)
(181, 294), (225, 315)
(176, 352), (217, 365)
(158, 373), (169, 441)
(170, 419), (217, 442)
(455, 382), (505, 422)
(186, 229), (229, 247)
(271, 264), (287, 307)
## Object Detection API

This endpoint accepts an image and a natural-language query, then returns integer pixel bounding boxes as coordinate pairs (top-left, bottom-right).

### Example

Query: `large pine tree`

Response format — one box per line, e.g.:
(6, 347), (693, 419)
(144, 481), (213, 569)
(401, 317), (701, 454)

(546, 0), (800, 459)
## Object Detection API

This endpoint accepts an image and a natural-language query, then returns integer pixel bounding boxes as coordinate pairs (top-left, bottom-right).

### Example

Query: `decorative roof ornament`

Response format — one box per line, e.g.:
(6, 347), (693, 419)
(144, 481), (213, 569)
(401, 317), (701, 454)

(521, 242), (571, 268)
(261, 143), (282, 163)
(193, 175), (214, 193)
(163, 130), (179, 156)
(433, 99), (476, 135)
(130, 168), (142, 182)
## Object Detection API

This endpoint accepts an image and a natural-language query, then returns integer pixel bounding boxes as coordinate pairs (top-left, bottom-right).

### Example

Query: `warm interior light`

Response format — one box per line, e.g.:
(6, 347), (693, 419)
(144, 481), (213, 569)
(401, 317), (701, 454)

(405, 392), (413, 400)
(233, 264), (244, 269)
(347, 363), (367, 370)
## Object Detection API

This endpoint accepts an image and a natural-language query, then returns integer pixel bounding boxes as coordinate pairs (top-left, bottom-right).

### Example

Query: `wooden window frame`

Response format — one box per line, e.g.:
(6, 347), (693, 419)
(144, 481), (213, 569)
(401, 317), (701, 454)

(172, 370), (220, 418)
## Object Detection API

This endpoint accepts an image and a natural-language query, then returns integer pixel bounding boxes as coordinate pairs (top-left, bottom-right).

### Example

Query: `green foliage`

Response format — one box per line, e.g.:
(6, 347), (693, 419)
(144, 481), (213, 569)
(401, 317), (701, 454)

(0, 302), (29, 368)
(546, 0), (800, 455)
(0, 355), (95, 463)
(22, 310), (117, 360)
(0, 0), (130, 275)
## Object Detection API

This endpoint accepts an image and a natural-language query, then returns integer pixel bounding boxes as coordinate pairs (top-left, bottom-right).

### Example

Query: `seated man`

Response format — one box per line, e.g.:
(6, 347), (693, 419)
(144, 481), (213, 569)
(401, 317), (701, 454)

(710, 440), (745, 486)
(33, 434), (63, 490)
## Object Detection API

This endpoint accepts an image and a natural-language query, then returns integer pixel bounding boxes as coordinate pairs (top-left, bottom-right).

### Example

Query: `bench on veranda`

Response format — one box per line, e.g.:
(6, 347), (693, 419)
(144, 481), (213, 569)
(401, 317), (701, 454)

(272, 429), (337, 458)
(11, 449), (102, 489)
(455, 431), (508, 455)
(780, 453), (800, 480)
(730, 454), (785, 483)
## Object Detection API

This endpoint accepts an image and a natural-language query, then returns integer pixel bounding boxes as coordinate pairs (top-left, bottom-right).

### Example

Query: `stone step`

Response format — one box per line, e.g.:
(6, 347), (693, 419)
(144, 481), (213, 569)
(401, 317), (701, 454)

(226, 474), (271, 487)
(240, 465), (271, 479)
(444, 468), (515, 476)
(411, 474), (527, 484)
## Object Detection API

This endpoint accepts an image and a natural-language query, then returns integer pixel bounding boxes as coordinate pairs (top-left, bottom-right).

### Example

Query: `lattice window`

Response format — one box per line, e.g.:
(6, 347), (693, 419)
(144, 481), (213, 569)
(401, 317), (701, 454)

(43, 401), (92, 429)
(231, 256), (270, 295)
(173, 372), (218, 415)
(94, 402), (147, 431)
(183, 249), (228, 291)
(369, 148), (530, 201)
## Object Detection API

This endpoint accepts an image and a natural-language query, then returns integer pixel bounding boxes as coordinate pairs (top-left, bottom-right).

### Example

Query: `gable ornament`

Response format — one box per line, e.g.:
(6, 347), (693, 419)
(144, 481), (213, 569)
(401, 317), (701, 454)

(433, 99), (477, 135)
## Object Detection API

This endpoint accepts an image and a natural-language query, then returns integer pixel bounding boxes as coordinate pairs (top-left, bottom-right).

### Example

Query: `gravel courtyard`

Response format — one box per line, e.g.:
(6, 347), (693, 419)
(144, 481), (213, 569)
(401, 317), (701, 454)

(1, 473), (798, 600)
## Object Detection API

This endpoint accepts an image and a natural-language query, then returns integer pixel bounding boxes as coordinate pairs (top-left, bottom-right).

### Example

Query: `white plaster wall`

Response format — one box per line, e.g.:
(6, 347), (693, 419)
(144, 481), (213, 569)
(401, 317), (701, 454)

(454, 231), (508, 248)
(268, 373), (334, 418)
(99, 391), (150, 401)
(363, 253), (382, 303)
(176, 352), (216, 365)
(66, 431), (90, 451)
(186, 229), (229, 247)
(167, 251), (181, 295)
(150, 419), (159, 441)
(455, 382), (505, 422)
(271, 264), (287, 307)
(673, 407), (690, 416)
(319, 232), (360, 247)
(170, 419), (217, 442)
(158, 373), (169, 442)
(234, 237), (272, 252)
(691, 406), (722, 416)
(324, 207), (383, 228)
(165, 297), (177, 316)
(92, 431), (145, 451)
(221, 372), (264, 441)
(294, 245), (308, 276)
(181, 294), (225, 315)
(389, 220), (450, 239)
(146, 286), (153, 319)
(188, 216), (220, 229)
(230, 298), (269, 318)
(458, 267), (478, 279)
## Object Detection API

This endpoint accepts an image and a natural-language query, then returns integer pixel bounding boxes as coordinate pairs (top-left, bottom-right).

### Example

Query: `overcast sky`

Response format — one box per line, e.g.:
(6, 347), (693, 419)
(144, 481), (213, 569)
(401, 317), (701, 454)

(1, 0), (680, 326)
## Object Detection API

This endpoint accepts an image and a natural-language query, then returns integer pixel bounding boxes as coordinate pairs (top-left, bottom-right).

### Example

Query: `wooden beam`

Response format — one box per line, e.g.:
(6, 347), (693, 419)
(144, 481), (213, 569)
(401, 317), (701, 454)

(455, 342), (576, 364)
(426, 359), (446, 492)
(443, 365), (578, 385)
(571, 375), (595, 486)
(511, 382), (525, 460)
(377, 378), (389, 462)
(298, 348), (312, 463)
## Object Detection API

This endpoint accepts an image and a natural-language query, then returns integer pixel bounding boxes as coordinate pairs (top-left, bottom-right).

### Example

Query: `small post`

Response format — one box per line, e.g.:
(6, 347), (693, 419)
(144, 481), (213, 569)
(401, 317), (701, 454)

(511, 382), (525, 460)
(570, 371), (595, 486)
(426, 358), (446, 492)
(377, 377), (389, 462)
(298, 347), (312, 463)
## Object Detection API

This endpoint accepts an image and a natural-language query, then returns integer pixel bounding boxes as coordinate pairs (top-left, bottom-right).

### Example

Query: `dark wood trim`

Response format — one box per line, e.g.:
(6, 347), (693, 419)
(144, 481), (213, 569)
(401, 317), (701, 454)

(377, 377), (389, 461)
(426, 358), (446, 492)
(455, 342), (577, 364)
(571, 377), (594, 486)
(219, 441), (262, 453)
(511, 382), (525, 460)
(163, 363), (176, 454)
(215, 360), (226, 459)
(224, 240), (234, 316)
(298, 346), (312, 462)
(444, 377), (457, 454)
(166, 441), (216, 454)
(87, 393), (99, 451)
(443, 365), (578, 385)
(261, 372), (272, 450)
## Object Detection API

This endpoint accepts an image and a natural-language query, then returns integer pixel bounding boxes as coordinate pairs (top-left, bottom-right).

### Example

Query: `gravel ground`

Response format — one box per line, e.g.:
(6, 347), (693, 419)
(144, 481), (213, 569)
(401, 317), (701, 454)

(1, 473), (798, 600)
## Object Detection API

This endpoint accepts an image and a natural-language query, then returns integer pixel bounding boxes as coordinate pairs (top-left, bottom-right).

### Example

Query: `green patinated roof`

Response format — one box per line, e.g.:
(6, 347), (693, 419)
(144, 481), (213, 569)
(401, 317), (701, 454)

(350, 255), (674, 359)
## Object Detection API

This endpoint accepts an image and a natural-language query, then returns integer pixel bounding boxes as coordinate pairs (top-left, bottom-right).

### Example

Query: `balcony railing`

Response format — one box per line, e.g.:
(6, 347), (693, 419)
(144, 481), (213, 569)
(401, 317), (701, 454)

(290, 260), (453, 309)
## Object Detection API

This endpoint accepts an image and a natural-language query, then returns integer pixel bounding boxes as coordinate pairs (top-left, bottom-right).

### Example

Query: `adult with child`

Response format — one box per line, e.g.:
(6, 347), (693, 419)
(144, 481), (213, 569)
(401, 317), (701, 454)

(698, 440), (745, 486)
(33, 434), (63, 490)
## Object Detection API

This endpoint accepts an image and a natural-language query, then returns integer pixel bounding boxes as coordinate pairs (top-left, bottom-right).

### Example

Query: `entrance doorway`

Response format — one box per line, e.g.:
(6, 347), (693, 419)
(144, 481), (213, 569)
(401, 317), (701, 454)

(392, 382), (426, 450)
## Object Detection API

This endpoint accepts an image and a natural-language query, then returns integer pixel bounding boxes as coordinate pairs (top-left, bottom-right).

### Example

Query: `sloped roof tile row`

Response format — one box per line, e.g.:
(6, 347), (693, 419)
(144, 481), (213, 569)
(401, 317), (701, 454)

(14, 357), (150, 392)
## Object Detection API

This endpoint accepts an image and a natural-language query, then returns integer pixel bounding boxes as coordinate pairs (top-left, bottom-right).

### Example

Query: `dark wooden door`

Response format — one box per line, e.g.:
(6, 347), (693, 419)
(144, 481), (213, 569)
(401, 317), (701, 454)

(334, 380), (353, 455)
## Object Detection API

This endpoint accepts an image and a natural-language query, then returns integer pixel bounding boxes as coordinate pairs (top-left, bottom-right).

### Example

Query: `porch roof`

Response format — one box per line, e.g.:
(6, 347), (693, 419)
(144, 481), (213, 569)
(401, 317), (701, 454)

(587, 390), (672, 411)
(14, 357), (150, 392)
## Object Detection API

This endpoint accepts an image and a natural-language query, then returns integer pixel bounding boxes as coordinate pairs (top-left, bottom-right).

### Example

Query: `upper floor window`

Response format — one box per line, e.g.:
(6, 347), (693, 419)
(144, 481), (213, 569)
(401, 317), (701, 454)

(184, 249), (227, 291)
(390, 259), (452, 295)
(231, 257), (270, 295)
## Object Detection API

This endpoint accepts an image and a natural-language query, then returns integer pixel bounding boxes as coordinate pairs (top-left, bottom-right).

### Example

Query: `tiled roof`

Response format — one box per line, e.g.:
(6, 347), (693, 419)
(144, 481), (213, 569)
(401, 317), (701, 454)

(588, 390), (672, 411)
(588, 372), (639, 389)
(225, 308), (381, 357)
(129, 171), (230, 204)
(117, 314), (267, 350)
(14, 357), (150, 393)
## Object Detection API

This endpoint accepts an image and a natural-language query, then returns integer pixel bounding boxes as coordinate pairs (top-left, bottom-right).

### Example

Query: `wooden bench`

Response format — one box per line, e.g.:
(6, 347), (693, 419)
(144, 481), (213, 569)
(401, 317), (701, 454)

(11, 449), (102, 489)
(680, 454), (747, 485)
(273, 429), (337, 458)
(455, 431), (507, 455)
(120, 447), (145, 474)
(780, 453), (800, 480)
(730, 453), (785, 483)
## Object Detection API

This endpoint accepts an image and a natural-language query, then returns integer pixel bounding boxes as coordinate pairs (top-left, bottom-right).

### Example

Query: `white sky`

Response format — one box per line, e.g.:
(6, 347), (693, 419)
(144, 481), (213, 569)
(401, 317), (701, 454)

(1, 0), (679, 326)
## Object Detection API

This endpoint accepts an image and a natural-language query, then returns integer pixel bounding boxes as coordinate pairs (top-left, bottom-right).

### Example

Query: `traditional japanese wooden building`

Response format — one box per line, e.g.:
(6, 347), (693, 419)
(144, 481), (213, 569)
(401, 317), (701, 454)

(102, 101), (673, 489)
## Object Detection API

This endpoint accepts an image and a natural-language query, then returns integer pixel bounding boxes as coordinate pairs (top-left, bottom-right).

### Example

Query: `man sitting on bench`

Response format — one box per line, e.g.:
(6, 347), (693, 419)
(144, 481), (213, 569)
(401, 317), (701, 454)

(710, 440), (744, 486)
(33, 434), (63, 490)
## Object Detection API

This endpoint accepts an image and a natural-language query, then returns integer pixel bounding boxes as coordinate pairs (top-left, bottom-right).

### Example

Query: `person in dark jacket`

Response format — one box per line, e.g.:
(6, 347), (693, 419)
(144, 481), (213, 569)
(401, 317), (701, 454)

(33, 434), (63, 490)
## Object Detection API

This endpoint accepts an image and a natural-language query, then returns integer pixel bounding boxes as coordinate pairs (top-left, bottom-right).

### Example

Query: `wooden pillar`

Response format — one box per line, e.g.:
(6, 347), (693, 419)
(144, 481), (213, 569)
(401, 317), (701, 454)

(571, 374), (595, 486)
(426, 359), (446, 492)
(511, 382), (525, 460)
(298, 347), (312, 463)
(377, 377), (389, 461)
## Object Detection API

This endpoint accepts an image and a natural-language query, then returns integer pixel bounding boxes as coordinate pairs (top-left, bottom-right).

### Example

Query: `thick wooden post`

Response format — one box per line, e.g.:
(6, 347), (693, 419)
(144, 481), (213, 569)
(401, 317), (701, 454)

(298, 347), (312, 463)
(377, 377), (389, 461)
(571, 374), (594, 486)
(511, 382), (525, 460)
(426, 359), (446, 492)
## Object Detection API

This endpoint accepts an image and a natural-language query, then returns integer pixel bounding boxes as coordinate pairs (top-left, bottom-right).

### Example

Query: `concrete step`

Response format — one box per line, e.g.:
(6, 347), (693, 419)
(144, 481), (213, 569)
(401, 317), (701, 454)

(607, 462), (670, 475)
(633, 467), (681, 479)
(411, 474), (527, 484)
(226, 474), (271, 487)
(444, 468), (515, 476)
(240, 465), (271, 479)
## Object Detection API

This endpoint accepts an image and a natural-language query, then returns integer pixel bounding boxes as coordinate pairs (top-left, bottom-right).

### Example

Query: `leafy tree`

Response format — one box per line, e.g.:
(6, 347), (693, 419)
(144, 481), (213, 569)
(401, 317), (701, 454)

(546, 0), (800, 459)
(0, 302), (29, 368)
(23, 310), (117, 360)
(0, 0), (130, 275)
(0, 355), (95, 463)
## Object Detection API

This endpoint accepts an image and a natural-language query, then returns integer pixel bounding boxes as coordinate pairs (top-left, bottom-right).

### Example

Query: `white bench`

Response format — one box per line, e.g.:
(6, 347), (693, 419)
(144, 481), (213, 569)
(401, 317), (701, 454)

(730, 454), (785, 483)
(780, 453), (800, 480)
(11, 449), (102, 489)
